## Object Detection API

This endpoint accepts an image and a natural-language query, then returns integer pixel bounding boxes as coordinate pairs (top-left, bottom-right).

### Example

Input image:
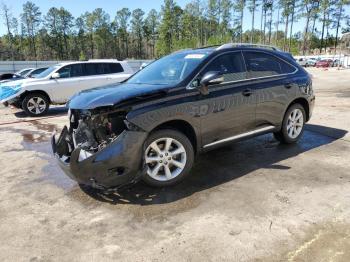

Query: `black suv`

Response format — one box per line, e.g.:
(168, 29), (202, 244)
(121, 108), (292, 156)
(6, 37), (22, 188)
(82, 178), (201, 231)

(52, 44), (315, 189)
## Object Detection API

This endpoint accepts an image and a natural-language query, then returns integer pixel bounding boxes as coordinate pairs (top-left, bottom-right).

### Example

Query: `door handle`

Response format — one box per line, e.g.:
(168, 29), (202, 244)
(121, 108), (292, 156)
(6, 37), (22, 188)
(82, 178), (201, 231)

(242, 89), (253, 97)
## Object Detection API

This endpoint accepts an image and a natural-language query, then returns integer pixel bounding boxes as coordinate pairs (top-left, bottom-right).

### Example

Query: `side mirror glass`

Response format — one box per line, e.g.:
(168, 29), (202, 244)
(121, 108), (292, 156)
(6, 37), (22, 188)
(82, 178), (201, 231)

(51, 72), (60, 79)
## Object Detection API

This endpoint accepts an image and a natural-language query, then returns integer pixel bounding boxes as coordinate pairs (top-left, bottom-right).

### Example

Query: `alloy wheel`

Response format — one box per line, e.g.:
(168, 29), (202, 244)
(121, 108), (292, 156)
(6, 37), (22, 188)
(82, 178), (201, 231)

(145, 137), (187, 182)
(287, 108), (304, 139)
(27, 97), (47, 115)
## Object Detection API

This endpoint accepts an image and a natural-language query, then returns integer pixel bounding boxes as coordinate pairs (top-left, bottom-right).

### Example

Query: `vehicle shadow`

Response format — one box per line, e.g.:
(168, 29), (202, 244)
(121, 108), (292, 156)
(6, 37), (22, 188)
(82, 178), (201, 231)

(14, 106), (68, 118)
(80, 124), (347, 205)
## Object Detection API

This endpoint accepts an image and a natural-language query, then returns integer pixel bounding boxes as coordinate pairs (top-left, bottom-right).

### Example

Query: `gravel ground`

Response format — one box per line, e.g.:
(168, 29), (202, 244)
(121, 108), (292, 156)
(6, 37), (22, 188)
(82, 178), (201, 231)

(0, 68), (349, 262)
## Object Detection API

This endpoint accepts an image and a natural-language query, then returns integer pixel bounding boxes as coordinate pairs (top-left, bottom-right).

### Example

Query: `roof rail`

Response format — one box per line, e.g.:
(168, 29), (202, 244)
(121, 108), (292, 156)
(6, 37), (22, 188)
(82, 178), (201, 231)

(88, 59), (121, 62)
(216, 43), (280, 51)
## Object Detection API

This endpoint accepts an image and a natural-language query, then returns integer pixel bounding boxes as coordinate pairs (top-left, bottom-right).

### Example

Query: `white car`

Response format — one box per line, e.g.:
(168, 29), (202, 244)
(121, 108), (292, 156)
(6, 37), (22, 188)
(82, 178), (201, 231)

(296, 57), (308, 67)
(0, 60), (133, 116)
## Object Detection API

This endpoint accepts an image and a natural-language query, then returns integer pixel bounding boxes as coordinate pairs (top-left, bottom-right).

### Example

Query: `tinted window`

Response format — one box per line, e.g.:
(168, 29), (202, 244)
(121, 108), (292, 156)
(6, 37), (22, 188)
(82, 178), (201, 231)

(84, 63), (98, 76)
(58, 64), (84, 78)
(109, 63), (124, 73)
(202, 52), (246, 83)
(83, 63), (124, 76)
(243, 51), (296, 78)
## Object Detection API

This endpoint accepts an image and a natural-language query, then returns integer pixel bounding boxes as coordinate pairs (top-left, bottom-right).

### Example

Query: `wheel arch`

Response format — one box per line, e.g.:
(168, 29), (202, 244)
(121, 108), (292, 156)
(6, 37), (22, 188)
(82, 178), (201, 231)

(20, 90), (52, 103)
(286, 97), (310, 122)
(150, 119), (199, 154)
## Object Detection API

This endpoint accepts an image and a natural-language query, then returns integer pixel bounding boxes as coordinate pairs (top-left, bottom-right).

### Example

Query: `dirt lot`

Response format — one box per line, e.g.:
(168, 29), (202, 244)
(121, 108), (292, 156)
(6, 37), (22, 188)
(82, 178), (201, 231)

(0, 68), (349, 262)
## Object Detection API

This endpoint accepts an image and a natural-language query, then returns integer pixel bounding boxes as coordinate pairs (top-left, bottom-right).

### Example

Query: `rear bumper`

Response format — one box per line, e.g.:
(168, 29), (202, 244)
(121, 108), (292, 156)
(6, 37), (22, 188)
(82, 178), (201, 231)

(308, 94), (315, 120)
(52, 127), (148, 189)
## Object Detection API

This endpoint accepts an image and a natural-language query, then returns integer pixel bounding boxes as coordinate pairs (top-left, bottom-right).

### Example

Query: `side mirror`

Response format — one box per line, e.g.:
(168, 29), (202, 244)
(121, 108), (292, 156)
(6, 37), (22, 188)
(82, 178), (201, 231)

(199, 71), (224, 95)
(51, 72), (60, 79)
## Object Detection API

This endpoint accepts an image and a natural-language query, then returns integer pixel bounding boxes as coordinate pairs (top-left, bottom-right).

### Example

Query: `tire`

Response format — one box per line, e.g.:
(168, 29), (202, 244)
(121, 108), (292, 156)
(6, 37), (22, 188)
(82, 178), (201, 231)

(22, 93), (50, 117)
(274, 103), (306, 144)
(142, 129), (194, 187)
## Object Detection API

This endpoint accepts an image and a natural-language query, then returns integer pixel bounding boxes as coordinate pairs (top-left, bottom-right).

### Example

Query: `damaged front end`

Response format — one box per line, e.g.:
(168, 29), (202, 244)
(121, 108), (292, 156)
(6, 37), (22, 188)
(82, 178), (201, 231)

(52, 108), (147, 189)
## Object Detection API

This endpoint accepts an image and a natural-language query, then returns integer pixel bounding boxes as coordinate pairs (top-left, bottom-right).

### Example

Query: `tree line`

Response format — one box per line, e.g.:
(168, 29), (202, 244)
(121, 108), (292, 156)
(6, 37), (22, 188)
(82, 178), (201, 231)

(0, 0), (349, 61)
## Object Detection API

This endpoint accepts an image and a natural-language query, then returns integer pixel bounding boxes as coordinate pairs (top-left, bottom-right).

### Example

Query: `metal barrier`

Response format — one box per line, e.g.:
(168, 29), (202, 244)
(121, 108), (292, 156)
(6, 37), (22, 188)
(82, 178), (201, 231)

(0, 60), (152, 74)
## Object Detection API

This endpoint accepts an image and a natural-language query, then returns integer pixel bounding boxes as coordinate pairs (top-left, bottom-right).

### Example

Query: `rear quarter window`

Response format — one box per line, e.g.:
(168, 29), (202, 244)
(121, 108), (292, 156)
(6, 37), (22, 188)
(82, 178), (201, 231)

(109, 63), (124, 73)
(243, 51), (296, 78)
(85, 63), (124, 75)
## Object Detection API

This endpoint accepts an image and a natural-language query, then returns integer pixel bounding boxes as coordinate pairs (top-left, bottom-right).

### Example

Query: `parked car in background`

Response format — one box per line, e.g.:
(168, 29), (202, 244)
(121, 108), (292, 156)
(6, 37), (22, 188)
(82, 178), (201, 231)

(296, 57), (308, 67)
(0, 73), (15, 81)
(315, 59), (333, 68)
(16, 68), (34, 77)
(332, 59), (341, 67)
(0, 73), (23, 84)
(306, 57), (319, 67)
(52, 44), (315, 190)
(0, 60), (133, 116)
(25, 67), (49, 78)
(0, 67), (49, 85)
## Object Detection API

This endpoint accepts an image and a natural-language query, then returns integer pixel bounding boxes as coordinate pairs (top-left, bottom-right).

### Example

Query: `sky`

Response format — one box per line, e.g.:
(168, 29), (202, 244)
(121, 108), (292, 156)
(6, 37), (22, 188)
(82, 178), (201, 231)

(0, 0), (349, 38)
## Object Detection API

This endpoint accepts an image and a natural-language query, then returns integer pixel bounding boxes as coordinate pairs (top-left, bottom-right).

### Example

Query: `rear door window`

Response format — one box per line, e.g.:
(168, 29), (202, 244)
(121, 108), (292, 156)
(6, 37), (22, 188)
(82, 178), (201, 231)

(83, 63), (124, 76)
(202, 52), (246, 83)
(84, 63), (98, 76)
(109, 63), (124, 73)
(243, 51), (296, 78)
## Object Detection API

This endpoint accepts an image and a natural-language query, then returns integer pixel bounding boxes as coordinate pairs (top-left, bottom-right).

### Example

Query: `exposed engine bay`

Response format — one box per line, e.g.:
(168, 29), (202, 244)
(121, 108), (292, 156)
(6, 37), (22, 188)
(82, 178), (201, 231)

(56, 109), (131, 159)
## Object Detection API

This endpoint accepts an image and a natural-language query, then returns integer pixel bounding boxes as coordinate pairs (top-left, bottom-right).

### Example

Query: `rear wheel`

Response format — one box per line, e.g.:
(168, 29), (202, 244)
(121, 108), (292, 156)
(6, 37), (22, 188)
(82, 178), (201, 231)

(274, 104), (306, 144)
(22, 93), (49, 117)
(142, 129), (194, 187)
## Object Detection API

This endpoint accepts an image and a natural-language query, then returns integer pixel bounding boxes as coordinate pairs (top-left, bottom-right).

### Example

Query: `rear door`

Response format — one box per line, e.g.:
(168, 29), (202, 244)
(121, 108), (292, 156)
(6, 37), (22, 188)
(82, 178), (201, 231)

(242, 51), (298, 128)
(197, 51), (257, 147)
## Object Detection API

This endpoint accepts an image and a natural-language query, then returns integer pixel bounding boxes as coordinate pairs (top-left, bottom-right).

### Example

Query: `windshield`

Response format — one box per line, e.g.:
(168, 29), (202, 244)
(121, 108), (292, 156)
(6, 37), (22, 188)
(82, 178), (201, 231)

(36, 65), (60, 78)
(127, 51), (210, 85)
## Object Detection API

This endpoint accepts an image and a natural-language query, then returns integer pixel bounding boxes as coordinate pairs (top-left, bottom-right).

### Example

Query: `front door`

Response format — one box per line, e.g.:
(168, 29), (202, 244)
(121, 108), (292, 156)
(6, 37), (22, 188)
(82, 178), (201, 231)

(195, 51), (257, 147)
(49, 64), (85, 103)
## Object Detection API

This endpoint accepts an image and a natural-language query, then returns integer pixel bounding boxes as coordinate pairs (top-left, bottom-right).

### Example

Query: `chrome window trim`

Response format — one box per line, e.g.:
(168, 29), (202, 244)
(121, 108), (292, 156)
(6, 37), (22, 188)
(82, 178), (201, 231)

(186, 50), (299, 90)
(203, 125), (276, 148)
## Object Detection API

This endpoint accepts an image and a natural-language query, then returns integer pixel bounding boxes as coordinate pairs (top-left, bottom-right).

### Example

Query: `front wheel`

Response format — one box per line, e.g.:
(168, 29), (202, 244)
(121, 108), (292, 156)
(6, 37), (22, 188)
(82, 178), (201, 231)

(142, 129), (194, 187)
(274, 104), (306, 144)
(22, 93), (49, 117)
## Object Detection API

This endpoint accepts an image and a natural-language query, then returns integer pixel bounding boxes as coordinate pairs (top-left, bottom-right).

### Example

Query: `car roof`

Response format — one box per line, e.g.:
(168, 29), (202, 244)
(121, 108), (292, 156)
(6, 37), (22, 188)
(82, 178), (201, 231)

(176, 43), (288, 58)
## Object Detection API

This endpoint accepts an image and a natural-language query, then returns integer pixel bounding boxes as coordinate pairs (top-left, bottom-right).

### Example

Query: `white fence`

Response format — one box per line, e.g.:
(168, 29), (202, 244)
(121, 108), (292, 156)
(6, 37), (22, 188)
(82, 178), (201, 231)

(0, 60), (152, 74)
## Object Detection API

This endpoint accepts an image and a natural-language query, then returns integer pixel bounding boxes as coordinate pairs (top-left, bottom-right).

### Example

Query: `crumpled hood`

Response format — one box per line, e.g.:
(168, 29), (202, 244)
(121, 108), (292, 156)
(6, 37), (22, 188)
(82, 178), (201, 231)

(68, 83), (171, 110)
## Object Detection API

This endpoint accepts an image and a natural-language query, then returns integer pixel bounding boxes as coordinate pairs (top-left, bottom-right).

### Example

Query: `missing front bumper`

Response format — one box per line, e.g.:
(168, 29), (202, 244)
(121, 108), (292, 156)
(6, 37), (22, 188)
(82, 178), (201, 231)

(52, 127), (148, 189)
